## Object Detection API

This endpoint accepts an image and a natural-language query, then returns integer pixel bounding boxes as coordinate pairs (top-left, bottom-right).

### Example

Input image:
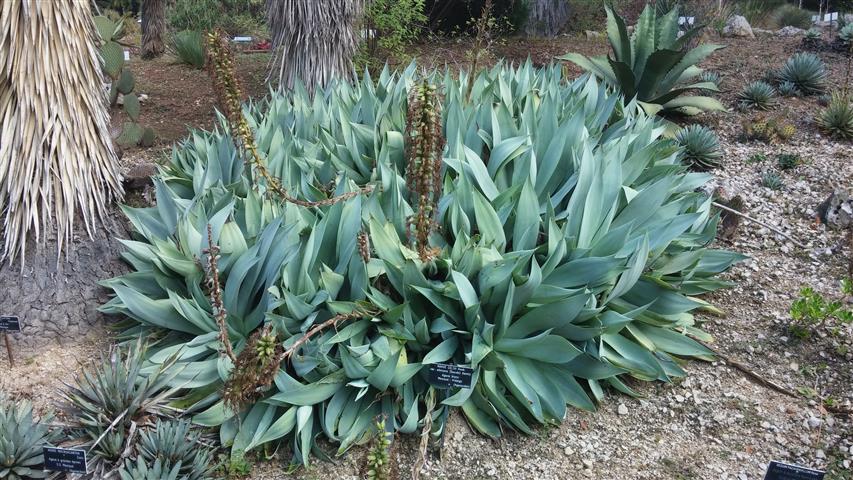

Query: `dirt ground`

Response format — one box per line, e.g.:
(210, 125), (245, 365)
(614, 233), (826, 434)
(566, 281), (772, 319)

(2, 33), (852, 480)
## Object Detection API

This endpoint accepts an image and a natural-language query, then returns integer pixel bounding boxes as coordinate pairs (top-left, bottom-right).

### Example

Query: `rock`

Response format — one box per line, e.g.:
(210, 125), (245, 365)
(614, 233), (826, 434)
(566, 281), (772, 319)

(564, 447), (574, 456)
(753, 28), (775, 36)
(585, 30), (602, 40)
(816, 449), (826, 459)
(816, 190), (852, 229)
(807, 417), (823, 429)
(777, 26), (805, 37)
(723, 15), (754, 38)
(617, 404), (629, 415)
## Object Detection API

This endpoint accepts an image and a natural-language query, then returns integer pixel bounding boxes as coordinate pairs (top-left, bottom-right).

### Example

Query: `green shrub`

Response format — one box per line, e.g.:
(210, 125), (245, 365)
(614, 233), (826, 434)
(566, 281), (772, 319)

(0, 399), (61, 480)
(168, 0), (265, 35)
(817, 92), (853, 139)
(101, 62), (744, 467)
(559, 4), (724, 116)
(738, 81), (777, 110)
(789, 286), (853, 339)
(170, 30), (206, 69)
(777, 52), (827, 96)
(734, 0), (787, 26)
(747, 152), (767, 163)
(760, 170), (783, 190)
(675, 124), (723, 170)
(773, 5), (813, 29)
(360, 0), (426, 64)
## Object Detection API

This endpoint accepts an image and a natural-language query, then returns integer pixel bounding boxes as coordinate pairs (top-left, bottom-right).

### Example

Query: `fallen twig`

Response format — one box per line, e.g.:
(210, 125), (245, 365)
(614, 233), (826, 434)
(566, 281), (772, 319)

(712, 201), (808, 249)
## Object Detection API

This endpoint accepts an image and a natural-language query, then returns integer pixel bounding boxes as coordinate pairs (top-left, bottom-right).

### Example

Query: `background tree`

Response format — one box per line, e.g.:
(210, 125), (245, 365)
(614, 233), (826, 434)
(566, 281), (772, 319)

(141, 0), (166, 58)
(0, 0), (123, 263)
(266, 0), (364, 94)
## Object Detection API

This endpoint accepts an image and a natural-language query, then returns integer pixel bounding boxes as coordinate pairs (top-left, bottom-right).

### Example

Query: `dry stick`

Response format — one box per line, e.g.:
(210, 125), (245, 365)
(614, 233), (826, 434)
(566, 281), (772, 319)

(706, 344), (852, 417)
(204, 224), (236, 363)
(88, 408), (129, 453)
(712, 201), (808, 249)
(280, 308), (378, 362)
(3, 332), (13, 368)
(411, 390), (436, 480)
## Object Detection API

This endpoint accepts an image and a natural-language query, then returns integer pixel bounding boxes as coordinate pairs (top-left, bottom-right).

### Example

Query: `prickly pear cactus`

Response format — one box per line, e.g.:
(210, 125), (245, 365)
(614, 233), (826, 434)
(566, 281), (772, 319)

(94, 14), (155, 147)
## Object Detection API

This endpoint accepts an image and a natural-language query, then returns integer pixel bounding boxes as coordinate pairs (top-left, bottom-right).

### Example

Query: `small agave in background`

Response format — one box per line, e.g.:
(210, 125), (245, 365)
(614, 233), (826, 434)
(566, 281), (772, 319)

(676, 124), (723, 170)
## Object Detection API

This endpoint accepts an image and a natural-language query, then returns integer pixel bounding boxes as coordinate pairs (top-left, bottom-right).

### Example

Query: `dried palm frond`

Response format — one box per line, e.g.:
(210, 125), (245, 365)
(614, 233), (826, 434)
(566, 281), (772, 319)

(265, 0), (364, 94)
(0, 0), (123, 264)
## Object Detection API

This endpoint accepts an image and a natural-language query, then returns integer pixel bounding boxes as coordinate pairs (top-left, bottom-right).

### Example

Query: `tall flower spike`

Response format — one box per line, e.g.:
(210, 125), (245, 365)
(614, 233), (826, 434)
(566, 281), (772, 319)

(405, 76), (445, 262)
(205, 30), (371, 207)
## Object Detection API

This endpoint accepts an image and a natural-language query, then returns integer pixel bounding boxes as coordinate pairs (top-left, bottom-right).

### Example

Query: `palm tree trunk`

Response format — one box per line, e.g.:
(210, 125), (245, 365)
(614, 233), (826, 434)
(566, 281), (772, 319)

(266, 0), (364, 94)
(141, 0), (166, 59)
(0, 0), (123, 264)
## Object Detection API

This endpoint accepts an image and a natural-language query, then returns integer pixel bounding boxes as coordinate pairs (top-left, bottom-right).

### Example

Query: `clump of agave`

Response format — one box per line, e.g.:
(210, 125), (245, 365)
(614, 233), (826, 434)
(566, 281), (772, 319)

(60, 341), (183, 474)
(0, 398), (61, 480)
(760, 170), (784, 190)
(777, 81), (801, 97)
(136, 420), (216, 480)
(817, 92), (853, 140)
(675, 124), (723, 170)
(777, 52), (827, 96)
(738, 81), (777, 110)
(101, 61), (743, 467)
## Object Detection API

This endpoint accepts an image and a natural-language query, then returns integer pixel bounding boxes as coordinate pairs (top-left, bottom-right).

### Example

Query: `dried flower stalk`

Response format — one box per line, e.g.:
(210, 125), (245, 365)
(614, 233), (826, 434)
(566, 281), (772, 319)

(205, 30), (371, 207)
(203, 224), (235, 363)
(405, 77), (445, 261)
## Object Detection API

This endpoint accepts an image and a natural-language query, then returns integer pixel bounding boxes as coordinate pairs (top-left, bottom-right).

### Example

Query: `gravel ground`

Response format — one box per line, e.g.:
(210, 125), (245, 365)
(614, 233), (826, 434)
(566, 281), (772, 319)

(1, 33), (851, 480)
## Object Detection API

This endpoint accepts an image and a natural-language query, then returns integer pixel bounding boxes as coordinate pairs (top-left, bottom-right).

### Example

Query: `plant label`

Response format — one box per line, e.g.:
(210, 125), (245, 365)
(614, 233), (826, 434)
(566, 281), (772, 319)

(123, 50), (130, 61)
(763, 461), (824, 480)
(43, 447), (87, 474)
(233, 36), (253, 43)
(0, 316), (20, 332)
(427, 363), (473, 389)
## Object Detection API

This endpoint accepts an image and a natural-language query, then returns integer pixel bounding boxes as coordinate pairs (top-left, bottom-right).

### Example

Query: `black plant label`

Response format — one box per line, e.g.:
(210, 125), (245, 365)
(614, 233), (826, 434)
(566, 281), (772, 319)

(764, 461), (824, 480)
(427, 363), (473, 389)
(43, 447), (87, 474)
(0, 316), (20, 332)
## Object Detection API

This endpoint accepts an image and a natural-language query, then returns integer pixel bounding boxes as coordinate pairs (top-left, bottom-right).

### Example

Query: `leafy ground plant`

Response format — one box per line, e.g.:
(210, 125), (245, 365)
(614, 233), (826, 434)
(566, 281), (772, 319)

(789, 283), (853, 339)
(101, 61), (744, 468)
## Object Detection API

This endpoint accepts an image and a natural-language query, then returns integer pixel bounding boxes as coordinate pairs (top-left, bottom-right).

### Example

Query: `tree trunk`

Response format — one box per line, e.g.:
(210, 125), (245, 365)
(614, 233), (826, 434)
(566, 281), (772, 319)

(141, 0), (166, 59)
(266, 0), (364, 94)
(0, 211), (130, 352)
(525, 0), (571, 37)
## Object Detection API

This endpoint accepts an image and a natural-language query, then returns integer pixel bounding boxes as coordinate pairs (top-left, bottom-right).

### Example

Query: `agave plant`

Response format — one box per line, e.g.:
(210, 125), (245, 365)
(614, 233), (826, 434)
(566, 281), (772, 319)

(777, 52), (827, 96)
(839, 23), (853, 45)
(0, 398), (61, 479)
(699, 71), (722, 90)
(60, 340), (184, 474)
(170, 30), (206, 69)
(137, 421), (215, 480)
(760, 170), (784, 190)
(559, 5), (725, 116)
(119, 458), (186, 480)
(101, 61), (743, 467)
(776, 81), (801, 97)
(675, 124), (723, 170)
(817, 92), (853, 140)
(737, 81), (777, 110)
